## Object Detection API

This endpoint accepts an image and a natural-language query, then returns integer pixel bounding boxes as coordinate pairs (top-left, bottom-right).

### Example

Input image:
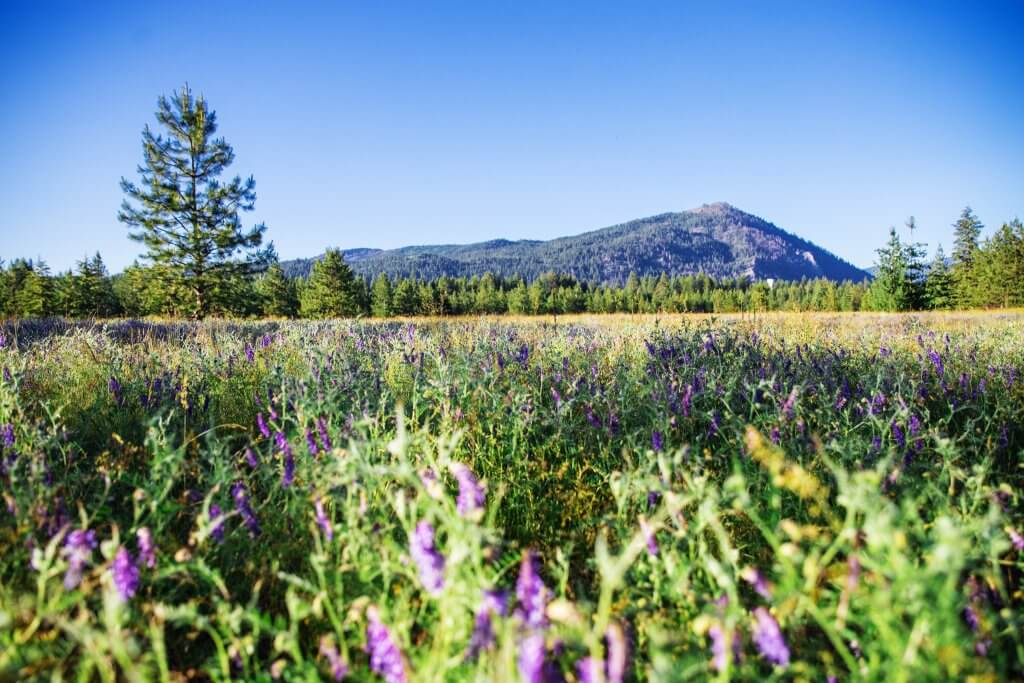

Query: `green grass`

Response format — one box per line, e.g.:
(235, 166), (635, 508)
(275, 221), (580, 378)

(0, 312), (1022, 681)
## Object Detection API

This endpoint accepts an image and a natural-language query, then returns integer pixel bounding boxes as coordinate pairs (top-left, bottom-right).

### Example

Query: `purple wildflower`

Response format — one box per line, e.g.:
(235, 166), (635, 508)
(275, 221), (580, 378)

(210, 504), (226, 543)
(276, 432), (295, 488)
(752, 607), (789, 667)
(891, 422), (906, 450)
(232, 483), (261, 537)
(306, 428), (319, 457)
(708, 624), (729, 671)
(742, 567), (771, 599)
(639, 517), (658, 556)
(707, 411), (720, 439)
(605, 622), (628, 683)
(928, 349), (944, 377)
(245, 343), (255, 362)
(1008, 528), (1024, 551)
(576, 657), (600, 683)
(111, 546), (140, 601)
(317, 416), (333, 451)
(1, 423), (14, 450)
(136, 527), (156, 568)
(62, 528), (97, 589)
(452, 463), (485, 516)
(410, 521), (445, 596)
(517, 551), (549, 629)
(781, 386), (798, 421)
(315, 498), (333, 540)
(518, 632), (546, 683)
(681, 384), (694, 417)
(366, 606), (408, 683)
(245, 447), (259, 469)
(466, 590), (508, 660)
(256, 413), (271, 439)
(319, 635), (349, 681)
(585, 405), (602, 429)
(652, 430), (663, 452)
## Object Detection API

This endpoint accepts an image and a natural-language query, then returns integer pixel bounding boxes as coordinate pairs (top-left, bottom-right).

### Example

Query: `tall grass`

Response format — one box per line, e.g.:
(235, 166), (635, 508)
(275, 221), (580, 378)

(0, 312), (1021, 680)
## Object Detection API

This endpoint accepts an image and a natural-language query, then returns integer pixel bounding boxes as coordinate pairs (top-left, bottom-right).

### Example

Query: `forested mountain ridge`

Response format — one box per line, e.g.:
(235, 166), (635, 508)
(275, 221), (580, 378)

(281, 203), (870, 283)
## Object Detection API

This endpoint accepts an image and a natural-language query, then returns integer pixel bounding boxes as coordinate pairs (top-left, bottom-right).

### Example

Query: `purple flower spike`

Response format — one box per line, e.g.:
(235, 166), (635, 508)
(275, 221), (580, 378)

(306, 428), (319, 457)
(410, 521), (445, 595)
(277, 433), (295, 488)
(752, 607), (790, 667)
(319, 635), (349, 681)
(652, 430), (663, 452)
(516, 551), (549, 629)
(452, 463), (485, 516)
(256, 413), (271, 439)
(639, 517), (658, 557)
(137, 527), (156, 568)
(112, 546), (140, 601)
(366, 606), (408, 683)
(232, 483), (261, 538)
(245, 343), (255, 363)
(742, 567), (771, 599)
(605, 622), (628, 683)
(709, 624), (742, 671)
(62, 528), (97, 589)
(315, 498), (333, 541)
(1, 423), (14, 450)
(317, 416), (333, 451)
(518, 632), (546, 683)
(465, 590), (507, 661)
(576, 657), (600, 683)
(245, 447), (259, 469)
(209, 504), (226, 543)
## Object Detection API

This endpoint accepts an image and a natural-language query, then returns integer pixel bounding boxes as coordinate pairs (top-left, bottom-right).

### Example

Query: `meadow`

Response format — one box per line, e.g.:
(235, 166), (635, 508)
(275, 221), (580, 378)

(0, 312), (1022, 681)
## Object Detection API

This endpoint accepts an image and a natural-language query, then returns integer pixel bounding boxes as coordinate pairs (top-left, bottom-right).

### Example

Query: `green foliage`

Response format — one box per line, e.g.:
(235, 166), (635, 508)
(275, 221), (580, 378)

(865, 223), (927, 311)
(256, 263), (299, 317)
(118, 84), (273, 319)
(0, 314), (1021, 680)
(299, 248), (362, 318)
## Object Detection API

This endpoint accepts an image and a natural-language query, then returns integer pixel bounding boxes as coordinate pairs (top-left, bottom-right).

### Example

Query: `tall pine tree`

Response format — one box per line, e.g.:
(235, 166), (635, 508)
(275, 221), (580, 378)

(119, 84), (273, 319)
(950, 206), (984, 308)
(299, 249), (361, 318)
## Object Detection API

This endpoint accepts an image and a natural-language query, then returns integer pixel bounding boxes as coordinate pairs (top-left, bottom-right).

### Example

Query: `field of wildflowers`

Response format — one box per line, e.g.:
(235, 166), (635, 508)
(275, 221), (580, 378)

(0, 312), (1022, 681)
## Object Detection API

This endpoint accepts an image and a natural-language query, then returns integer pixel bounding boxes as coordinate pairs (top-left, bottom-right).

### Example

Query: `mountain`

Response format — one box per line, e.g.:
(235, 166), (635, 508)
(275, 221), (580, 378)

(281, 203), (870, 284)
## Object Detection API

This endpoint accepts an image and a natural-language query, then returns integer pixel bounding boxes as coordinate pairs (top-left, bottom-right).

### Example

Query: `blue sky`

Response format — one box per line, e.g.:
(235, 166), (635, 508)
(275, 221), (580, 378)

(1, 1), (1022, 272)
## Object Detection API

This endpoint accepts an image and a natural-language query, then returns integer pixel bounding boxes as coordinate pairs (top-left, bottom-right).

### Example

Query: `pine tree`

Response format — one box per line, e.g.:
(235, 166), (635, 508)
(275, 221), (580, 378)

(924, 245), (953, 309)
(950, 206), (984, 308)
(118, 84), (273, 319)
(69, 253), (117, 317)
(257, 263), (299, 317)
(299, 249), (360, 318)
(978, 220), (1024, 308)
(391, 278), (421, 316)
(866, 228), (913, 311)
(371, 274), (393, 317)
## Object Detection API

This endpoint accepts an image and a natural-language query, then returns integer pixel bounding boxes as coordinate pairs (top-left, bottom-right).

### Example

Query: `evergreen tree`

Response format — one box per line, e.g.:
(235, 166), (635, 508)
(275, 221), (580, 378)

(978, 220), (1024, 308)
(69, 252), (117, 317)
(300, 249), (361, 318)
(866, 228), (915, 311)
(924, 245), (953, 309)
(392, 278), (421, 316)
(950, 206), (984, 308)
(118, 84), (273, 319)
(370, 274), (393, 317)
(257, 263), (299, 317)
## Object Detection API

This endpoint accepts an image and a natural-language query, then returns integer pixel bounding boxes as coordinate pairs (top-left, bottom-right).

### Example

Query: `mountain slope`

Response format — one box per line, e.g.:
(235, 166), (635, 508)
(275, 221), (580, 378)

(281, 203), (870, 283)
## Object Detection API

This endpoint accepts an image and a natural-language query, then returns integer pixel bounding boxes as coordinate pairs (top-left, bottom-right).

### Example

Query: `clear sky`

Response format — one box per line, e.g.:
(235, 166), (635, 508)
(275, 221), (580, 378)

(1, 1), (1022, 273)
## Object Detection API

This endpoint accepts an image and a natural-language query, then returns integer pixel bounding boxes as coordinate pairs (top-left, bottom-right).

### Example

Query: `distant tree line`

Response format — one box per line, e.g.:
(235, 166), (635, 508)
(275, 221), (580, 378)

(3, 83), (1022, 320)
(3, 207), (1023, 318)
